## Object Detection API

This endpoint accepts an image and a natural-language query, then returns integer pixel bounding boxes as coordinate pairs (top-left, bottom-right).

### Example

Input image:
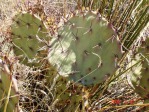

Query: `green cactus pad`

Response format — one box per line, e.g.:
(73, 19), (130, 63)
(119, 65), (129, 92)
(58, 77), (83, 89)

(11, 12), (50, 67)
(0, 68), (19, 112)
(45, 64), (58, 85)
(48, 12), (122, 86)
(55, 75), (69, 98)
(53, 75), (83, 111)
(127, 37), (149, 111)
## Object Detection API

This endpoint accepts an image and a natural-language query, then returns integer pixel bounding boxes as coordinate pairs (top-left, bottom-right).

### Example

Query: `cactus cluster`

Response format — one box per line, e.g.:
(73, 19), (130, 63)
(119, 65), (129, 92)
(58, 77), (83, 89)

(6, 0), (148, 111)
(0, 61), (19, 112)
(48, 11), (122, 86)
(11, 12), (50, 67)
(10, 11), (84, 111)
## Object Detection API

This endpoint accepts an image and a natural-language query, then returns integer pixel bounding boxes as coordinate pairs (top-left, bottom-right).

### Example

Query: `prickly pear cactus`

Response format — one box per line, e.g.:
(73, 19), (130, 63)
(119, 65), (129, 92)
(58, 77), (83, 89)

(48, 11), (122, 86)
(45, 64), (58, 85)
(0, 64), (19, 112)
(54, 75), (83, 111)
(11, 12), (50, 67)
(127, 37), (149, 111)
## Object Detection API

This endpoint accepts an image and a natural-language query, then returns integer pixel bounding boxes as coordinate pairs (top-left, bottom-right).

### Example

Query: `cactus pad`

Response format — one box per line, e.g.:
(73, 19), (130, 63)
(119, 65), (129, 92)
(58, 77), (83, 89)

(127, 37), (149, 111)
(48, 12), (122, 86)
(127, 37), (149, 97)
(54, 75), (83, 111)
(11, 12), (49, 67)
(0, 65), (19, 112)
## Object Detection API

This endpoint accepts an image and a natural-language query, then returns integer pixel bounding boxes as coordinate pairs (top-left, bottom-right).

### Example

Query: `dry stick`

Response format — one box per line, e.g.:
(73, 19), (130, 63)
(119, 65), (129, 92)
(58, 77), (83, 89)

(100, 103), (149, 110)
(89, 0), (94, 10)
(63, 0), (66, 17)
